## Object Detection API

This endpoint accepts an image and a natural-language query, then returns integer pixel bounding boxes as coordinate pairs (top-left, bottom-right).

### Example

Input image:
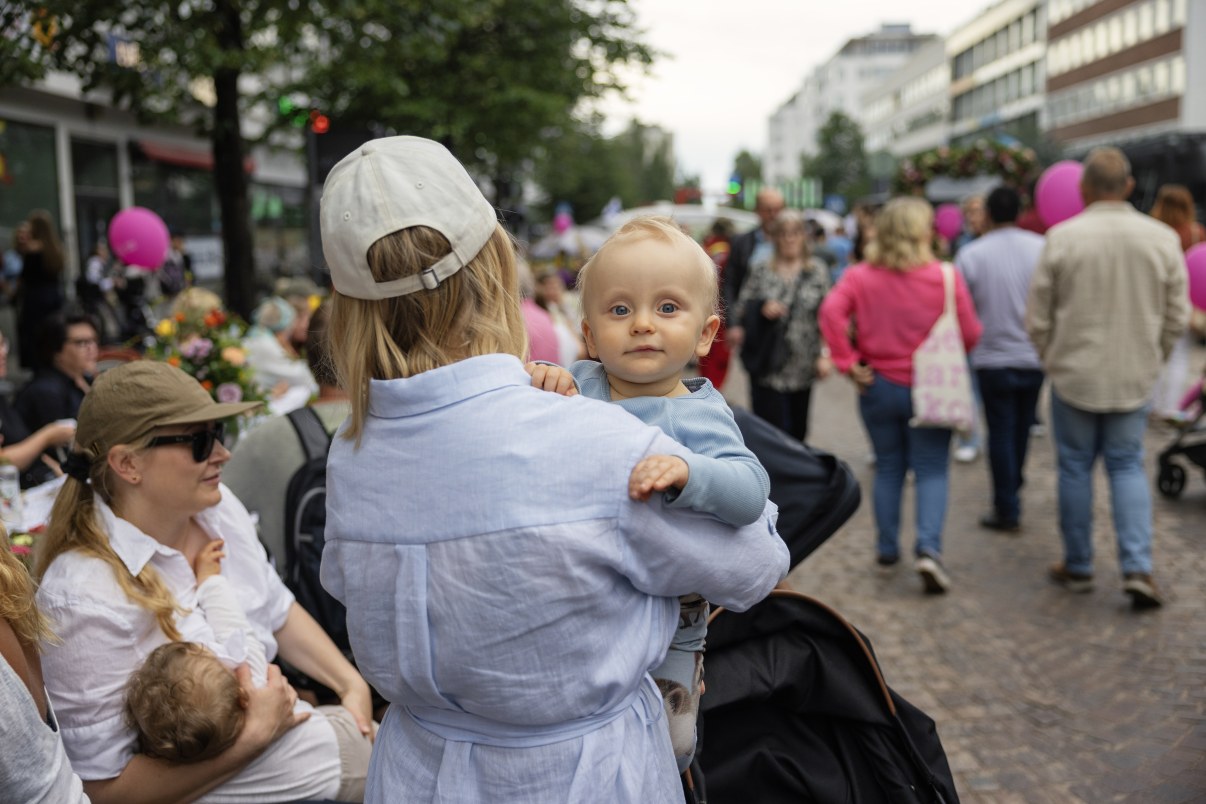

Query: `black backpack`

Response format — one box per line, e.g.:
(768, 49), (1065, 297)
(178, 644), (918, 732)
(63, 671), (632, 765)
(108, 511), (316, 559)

(283, 406), (349, 654)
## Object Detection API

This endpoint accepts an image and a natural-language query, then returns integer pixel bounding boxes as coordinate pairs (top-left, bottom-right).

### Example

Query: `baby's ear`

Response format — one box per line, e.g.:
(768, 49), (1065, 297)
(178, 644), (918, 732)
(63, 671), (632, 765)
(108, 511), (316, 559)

(695, 314), (722, 358)
(237, 684), (250, 710)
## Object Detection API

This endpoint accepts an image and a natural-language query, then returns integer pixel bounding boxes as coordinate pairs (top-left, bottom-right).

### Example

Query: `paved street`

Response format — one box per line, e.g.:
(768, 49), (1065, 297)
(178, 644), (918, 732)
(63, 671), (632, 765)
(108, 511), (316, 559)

(720, 350), (1206, 803)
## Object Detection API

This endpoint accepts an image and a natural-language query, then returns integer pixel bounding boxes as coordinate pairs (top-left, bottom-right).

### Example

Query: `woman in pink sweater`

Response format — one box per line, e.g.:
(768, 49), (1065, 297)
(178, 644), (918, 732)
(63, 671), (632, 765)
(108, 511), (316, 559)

(819, 198), (982, 594)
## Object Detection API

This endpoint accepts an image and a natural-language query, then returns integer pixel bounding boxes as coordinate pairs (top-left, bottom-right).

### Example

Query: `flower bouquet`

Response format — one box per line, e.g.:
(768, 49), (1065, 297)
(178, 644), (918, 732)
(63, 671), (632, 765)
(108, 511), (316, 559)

(144, 306), (268, 441)
(6, 526), (41, 571)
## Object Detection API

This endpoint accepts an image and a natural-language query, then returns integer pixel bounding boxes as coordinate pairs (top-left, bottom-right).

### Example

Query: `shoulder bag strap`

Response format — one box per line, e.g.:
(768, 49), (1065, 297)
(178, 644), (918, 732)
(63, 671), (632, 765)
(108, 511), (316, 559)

(286, 406), (333, 461)
(939, 262), (956, 316)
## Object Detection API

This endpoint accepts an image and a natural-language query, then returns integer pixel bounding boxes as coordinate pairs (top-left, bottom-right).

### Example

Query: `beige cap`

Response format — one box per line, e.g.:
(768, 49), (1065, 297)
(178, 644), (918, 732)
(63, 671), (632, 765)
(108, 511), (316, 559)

(319, 136), (498, 300)
(75, 361), (261, 457)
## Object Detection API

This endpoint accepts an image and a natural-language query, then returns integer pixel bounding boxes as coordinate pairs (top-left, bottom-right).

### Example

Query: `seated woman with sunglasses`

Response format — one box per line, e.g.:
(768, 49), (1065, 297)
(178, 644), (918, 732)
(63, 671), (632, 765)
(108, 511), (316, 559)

(33, 360), (373, 803)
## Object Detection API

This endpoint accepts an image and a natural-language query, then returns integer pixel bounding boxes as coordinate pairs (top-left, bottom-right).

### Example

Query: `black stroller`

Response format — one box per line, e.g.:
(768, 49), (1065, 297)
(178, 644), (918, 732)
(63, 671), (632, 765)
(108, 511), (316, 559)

(681, 410), (960, 804)
(1156, 384), (1206, 498)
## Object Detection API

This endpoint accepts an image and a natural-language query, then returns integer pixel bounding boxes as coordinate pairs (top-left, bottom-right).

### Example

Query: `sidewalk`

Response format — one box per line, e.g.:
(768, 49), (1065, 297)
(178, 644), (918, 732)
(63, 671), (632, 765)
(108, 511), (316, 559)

(722, 354), (1206, 802)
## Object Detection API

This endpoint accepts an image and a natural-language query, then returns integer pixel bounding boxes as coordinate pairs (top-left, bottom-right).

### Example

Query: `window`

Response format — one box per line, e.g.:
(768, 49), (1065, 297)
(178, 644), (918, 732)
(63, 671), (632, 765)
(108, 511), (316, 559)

(1110, 17), (1122, 53)
(1155, 0), (1170, 34)
(1124, 8), (1139, 47)
(1154, 60), (1169, 93)
(1022, 12), (1035, 45)
(1139, 3), (1153, 39)
(0, 119), (61, 241)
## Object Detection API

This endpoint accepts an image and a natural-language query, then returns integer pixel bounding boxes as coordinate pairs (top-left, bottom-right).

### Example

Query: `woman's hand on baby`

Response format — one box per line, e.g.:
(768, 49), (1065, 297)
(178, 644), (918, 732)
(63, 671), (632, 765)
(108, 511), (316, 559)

(525, 362), (578, 396)
(232, 664), (309, 759)
(629, 455), (690, 501)
(193, 539), (226, 582)
(338, 677), (376, 743)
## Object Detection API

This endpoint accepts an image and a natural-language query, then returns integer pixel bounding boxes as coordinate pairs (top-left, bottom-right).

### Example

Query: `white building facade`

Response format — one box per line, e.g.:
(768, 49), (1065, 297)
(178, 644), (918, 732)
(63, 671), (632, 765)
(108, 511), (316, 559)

(765, 24), (937, 184)
(947, 0), (1048, 146)
(861, 39), (951, 159)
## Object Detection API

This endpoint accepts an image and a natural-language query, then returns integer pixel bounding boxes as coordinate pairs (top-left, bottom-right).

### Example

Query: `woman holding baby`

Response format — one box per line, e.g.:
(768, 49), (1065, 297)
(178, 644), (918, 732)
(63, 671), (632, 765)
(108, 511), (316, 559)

(34, 360), (371, 803)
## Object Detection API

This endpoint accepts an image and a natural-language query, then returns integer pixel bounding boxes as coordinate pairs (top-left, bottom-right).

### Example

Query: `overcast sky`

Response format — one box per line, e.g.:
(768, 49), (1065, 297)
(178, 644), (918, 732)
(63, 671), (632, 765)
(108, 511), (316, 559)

(597, 0), (988, 195)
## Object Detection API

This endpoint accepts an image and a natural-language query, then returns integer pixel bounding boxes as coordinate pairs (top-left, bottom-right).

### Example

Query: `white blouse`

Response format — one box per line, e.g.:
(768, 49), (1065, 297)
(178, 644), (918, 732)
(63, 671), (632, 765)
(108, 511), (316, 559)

(36, 487), (342, 802)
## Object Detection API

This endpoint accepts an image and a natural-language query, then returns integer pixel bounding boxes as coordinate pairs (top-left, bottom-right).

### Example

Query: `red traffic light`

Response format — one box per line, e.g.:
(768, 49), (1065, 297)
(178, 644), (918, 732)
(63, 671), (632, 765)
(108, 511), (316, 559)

(309, 110), (329, 134)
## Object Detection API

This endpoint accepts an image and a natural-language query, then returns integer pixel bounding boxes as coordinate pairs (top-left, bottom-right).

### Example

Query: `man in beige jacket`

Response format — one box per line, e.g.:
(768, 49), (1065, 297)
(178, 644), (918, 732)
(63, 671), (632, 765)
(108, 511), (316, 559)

(1026, 147), (1188, 609)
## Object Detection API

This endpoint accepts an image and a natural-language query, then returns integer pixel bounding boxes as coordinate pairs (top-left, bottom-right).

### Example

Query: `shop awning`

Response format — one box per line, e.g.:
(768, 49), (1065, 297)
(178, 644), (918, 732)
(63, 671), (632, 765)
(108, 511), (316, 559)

(137, 140), (255, 173)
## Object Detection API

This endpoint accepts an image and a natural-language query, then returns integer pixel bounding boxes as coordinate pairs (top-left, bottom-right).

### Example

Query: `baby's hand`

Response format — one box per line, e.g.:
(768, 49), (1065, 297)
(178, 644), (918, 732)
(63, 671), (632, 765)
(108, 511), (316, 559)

(524, 362), (578, 397)
(629, 455), (690, 501)
(194, 539), (226, 582)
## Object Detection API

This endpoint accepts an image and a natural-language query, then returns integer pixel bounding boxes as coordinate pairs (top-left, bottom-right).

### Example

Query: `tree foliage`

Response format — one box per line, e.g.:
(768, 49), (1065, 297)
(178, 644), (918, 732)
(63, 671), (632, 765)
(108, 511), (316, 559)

(531, 117), (675, 222)
(23, 0), (322, 317)
(12, 0), (653, 314)
(732, 149), (762, 183)
(303, 0), (654, 210)
(801, 111), (868, 202)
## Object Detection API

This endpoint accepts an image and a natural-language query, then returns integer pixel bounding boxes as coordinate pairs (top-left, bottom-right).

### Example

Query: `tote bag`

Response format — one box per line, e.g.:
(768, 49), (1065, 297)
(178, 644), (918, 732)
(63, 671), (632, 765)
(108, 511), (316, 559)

(909, 262), (974, 433)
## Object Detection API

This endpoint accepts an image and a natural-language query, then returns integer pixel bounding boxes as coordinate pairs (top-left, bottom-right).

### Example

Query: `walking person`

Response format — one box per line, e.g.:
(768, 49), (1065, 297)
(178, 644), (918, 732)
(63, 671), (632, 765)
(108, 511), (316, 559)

(724, 187), (784, 353)
(819, 198), (982, 594)
(1026, 147), (1189, 609)
(15, 210), (65, 370)
(956, 186), (1045, 533)
(733, 209), (832, 442)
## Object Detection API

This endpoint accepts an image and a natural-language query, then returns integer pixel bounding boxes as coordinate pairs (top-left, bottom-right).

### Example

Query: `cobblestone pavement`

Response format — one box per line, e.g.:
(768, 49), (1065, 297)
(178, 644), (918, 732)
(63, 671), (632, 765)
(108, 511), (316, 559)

(719, 352), (1206, 803)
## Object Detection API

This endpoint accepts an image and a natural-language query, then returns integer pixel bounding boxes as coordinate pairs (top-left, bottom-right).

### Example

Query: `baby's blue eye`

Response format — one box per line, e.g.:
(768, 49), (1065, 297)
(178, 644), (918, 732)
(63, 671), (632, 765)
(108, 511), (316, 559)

(611, 305), (629, 316)
(659, 303), (678, 314)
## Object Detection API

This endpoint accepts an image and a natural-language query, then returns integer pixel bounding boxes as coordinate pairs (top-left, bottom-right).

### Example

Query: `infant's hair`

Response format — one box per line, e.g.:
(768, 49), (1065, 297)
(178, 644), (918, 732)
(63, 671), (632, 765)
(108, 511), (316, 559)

(125, 641), (246, 762)
(577, 216), (720, 315)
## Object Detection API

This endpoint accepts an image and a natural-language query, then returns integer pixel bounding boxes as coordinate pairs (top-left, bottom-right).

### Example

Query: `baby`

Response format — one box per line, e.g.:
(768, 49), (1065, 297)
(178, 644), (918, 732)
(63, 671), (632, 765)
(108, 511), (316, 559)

(125, 540), (370, 799)
(528, 216), (771, 769)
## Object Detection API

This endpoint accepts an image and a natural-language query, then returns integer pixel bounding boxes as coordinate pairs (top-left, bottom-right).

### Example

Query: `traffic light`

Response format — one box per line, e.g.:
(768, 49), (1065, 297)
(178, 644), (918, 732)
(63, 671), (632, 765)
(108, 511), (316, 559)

(727, 174), (742, 196)
(276, 97), (327, 132)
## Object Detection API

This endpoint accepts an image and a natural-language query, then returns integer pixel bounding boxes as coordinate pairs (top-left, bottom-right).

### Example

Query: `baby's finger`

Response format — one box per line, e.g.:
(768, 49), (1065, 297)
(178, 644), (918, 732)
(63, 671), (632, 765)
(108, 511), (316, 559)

(554, 373), (578, 396)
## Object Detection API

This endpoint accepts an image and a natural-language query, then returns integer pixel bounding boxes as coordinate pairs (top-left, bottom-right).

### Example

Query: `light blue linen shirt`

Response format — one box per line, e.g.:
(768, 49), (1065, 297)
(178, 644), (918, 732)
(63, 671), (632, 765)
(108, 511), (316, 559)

(571, 360), (770, 526)
(322, 354), (788, 803)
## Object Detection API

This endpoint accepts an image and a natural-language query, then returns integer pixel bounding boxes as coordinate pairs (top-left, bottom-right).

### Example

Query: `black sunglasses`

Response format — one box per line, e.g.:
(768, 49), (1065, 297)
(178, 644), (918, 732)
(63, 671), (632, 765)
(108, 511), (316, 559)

(146, 423), (226, 462)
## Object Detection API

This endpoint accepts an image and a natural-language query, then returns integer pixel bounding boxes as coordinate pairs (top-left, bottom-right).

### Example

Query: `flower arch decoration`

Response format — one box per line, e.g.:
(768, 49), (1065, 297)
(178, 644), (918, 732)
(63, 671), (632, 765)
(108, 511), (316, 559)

(893, 140), (1039, 196)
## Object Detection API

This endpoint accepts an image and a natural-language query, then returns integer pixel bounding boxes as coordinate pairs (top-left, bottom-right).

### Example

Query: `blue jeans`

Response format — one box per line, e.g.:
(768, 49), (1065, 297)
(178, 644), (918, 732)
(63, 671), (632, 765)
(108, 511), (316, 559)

(977, 367), (1045, 523)
(1050, 392), (1152, 576)
(859, 377), (954, 560)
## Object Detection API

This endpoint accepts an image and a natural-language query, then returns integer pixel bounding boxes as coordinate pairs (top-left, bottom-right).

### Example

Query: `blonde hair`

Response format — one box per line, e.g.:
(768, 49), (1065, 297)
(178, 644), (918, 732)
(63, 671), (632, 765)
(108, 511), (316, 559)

(865, 198), (935, 271)
(36, 441), (186, 641)
(125, 641), (245, 762)
(329, 223), (527, 442)
(577, 216), (719, 315)
(0, 529), (54, 647)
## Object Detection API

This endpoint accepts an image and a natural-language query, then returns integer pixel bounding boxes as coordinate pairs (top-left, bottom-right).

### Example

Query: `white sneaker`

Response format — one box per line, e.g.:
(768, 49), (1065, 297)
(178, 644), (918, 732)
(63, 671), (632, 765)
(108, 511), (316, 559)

(953, 445), (978, 463)
(915, 555), (951, 594)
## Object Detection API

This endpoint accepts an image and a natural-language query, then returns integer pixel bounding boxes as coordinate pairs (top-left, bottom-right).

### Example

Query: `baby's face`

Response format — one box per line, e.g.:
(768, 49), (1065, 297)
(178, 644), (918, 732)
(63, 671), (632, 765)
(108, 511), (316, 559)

(581, 237), (719, 393)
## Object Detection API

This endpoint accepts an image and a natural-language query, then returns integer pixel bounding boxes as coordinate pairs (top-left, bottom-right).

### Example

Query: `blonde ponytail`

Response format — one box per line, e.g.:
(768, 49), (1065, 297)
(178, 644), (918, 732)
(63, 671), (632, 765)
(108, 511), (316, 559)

(37, 459), (185, 642)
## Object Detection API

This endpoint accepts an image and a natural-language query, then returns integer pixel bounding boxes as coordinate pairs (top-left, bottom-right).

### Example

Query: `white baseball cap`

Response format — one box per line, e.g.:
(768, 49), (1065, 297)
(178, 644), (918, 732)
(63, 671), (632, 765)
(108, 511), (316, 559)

(320, 136), (499, 300)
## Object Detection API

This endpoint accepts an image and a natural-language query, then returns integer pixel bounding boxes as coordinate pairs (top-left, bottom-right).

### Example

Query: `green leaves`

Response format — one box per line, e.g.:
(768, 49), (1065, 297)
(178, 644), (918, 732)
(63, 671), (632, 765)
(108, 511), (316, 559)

(801, 111), (869, 203)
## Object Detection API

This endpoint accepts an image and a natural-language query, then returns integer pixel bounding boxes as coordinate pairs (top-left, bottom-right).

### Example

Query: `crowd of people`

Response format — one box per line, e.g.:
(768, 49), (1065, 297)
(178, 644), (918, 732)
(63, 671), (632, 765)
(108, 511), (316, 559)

(0, 138), (1199, 801)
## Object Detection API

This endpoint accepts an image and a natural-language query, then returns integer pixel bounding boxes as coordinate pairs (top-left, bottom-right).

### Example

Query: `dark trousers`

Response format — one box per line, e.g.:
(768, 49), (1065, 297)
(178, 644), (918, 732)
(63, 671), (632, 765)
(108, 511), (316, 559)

(750, 382), (813, 442)
(977, 367), (1044, 523)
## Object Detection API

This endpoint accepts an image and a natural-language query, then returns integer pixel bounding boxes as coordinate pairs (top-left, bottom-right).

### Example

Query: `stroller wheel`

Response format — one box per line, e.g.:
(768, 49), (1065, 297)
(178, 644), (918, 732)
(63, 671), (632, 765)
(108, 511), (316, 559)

(1157, 463), (1186, 498)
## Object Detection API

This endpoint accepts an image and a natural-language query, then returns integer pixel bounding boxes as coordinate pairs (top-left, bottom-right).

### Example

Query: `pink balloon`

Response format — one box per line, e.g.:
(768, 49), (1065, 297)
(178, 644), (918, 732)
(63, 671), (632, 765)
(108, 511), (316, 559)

(108, 207), (170, 270)
(1187, 243), (1206, 310)
(1035, 161), (1085, 227)
(552, 212), (572, 234)
(933, 203), (963, 241)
